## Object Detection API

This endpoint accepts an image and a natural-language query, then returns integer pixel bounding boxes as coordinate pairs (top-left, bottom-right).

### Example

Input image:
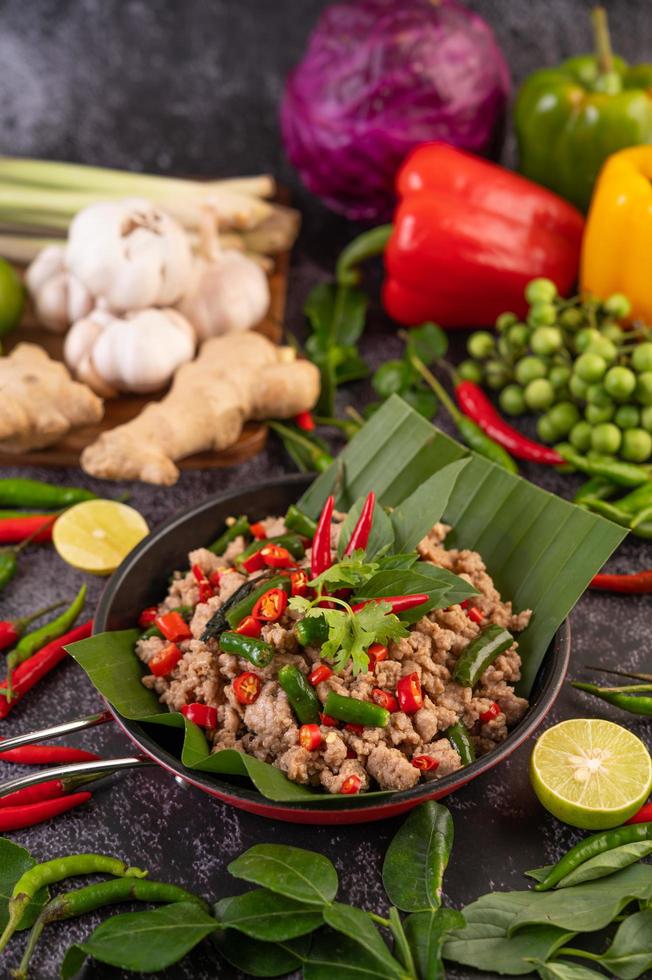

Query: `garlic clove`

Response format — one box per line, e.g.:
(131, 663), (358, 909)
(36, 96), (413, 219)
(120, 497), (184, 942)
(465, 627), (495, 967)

(177, 248), (270, 339)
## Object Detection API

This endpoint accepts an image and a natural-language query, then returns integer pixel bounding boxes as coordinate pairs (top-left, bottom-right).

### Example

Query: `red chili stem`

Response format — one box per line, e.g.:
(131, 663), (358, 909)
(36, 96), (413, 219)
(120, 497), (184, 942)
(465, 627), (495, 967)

(0, 779), (66, 808)
(311, 495), (335, 577)
(454, 379), (564, 465)
(344, 491), (376, 556)
(0, 791), (91, 830)
(0, 600), (68, 652)
(350, 593), (429, 614)
(0, 620), (93, 719)
(589, 571), (652, 594)
(0, 740), (100, 764)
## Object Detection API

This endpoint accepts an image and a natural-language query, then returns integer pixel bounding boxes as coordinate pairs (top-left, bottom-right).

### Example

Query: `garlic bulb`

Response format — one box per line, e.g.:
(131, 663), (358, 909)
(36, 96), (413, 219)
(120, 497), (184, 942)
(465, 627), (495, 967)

(66, 198), (193, 313)
(25, 244), (94, 333)
(177, 208), (269, 339)
(64, 307), (196, 396)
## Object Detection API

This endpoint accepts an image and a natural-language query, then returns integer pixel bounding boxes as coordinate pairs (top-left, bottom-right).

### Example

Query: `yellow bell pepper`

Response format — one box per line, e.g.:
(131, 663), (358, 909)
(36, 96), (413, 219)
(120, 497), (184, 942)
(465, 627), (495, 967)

(581, 147), (652, 323)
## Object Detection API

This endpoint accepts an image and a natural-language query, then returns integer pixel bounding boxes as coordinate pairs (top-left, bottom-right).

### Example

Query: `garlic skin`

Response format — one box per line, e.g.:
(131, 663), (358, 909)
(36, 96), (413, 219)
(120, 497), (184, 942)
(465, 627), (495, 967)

(64, 308), (196, 395)
(66, 199), (193, 314)
(177, 208), (270, 339)
(25, 245), (94, 333)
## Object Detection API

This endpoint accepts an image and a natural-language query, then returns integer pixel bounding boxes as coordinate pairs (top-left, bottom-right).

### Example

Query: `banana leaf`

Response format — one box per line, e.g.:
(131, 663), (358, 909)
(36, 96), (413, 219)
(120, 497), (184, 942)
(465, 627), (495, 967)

(300, 396), (627, 695)
(67, 396), (626, 802)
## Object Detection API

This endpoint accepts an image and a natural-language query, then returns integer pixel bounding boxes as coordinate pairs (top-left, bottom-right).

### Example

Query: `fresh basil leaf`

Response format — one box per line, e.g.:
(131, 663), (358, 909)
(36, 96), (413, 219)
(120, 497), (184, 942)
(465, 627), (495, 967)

(75, 902), (218, 972)
(310, 552), (379, 592)
(323, 903), (404, 977)
(402, 387), (438, 420)
(0, 838), (48, 933)
(213, 930), (310, 977)
(376, 553), (419, 570)
(353, 565), (477, 623)
(228, 845), (338, 906)
(304, 928), (403, 980)
(60, 944), (87, 979)
(373, 360), (414, 398)
(405, 908), (465, 980)
(553, 842), (652, 889)
(595, 907), (652, 979)
(390, 459), (469, 554)
(383, 802), (454, 912)
(530, 960), (606, 980)
(338, 497), (395, 559)
(406, 323), (449, 363)
(214, 888), (323, 941)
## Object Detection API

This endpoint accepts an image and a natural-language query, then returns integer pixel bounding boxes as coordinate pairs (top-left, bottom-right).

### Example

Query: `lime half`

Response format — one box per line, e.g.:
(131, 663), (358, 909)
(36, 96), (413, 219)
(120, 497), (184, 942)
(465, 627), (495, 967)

(53, 500), (149, 575)
(530, 718), (652, 830)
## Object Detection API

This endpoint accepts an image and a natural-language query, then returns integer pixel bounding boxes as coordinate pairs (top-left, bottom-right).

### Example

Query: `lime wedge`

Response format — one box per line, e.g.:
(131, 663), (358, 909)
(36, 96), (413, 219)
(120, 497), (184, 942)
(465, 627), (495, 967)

(53, 500), (149, 575)
(530, 719), (652, 829)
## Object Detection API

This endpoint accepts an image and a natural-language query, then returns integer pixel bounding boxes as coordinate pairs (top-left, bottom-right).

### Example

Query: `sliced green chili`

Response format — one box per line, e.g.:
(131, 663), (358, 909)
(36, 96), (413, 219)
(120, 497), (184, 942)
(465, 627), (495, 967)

(208, 515), (250, 555)
(295, 615), (329, 648)
(219, 631), (274, 668)
(453, 625), (514, 688)
(278, 664), (321, 724)
(323, 691), (390, 728)
(446, 722), (476, 766)
(535, 822), (652, 891)
(284, 504), (318, 539)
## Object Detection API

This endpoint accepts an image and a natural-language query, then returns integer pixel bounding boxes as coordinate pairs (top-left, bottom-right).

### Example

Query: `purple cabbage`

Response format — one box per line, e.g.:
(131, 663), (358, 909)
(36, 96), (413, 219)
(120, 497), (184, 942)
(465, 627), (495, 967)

(281, 0), (511, 221)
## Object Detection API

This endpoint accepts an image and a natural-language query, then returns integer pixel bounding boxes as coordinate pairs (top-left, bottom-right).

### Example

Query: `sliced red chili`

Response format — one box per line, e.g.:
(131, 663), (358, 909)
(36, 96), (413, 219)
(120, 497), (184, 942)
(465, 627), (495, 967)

(367, 643), (388, 670)
(233, 672), (261, 705)
(260, 544), (294, 569)
(252, 588), (288, 622)
(191, 564), (214, 603)
(371, 688), (399, 712)
(150, 643), (182, 678)
(309, 664), (333, 686)
(319, 712), (339, 727)
(250, 522), (267, 540)
(138, 606), (158, 628)
(290, 570), (310, 597)
(466, 606), (484, 625)
(299, 723), (322, 751)
(412, 755), (439, 772)
(397, 673), (423, 714)
(241, 551), (266, 573)
(181, 703), (218, 729)
(340, 774), (362, 794)
(479, 701), (501, 724)
(295, 410), (316, 432)
(235, 616), (262, 638)
(209, 570), (222, 589)
(155, 611), (192, 643)
(345, 723), (364, 735)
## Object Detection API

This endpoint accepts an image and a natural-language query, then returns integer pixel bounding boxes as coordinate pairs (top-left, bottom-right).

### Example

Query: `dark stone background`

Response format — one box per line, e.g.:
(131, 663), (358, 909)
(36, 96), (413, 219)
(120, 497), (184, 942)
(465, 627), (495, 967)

(0, 1), (649, 977)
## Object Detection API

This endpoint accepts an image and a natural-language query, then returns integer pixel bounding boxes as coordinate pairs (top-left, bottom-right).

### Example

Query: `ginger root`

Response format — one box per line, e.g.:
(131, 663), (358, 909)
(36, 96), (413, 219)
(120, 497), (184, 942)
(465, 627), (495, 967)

(0, 343), (104, 453)
(81, 333), (320, 484)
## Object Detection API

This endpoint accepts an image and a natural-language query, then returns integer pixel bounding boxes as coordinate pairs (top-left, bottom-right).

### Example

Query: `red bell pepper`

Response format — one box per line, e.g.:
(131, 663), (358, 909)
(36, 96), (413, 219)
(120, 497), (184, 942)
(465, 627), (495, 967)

(338, 143), (584, 329)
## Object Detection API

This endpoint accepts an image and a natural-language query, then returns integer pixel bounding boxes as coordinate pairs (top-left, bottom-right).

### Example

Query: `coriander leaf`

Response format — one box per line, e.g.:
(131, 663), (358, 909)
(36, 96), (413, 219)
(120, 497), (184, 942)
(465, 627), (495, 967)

(356, 602), (409, 648)
(319, 610), (353, 670)
(288, 596), (312, 615)
(310, 551), (379, 592)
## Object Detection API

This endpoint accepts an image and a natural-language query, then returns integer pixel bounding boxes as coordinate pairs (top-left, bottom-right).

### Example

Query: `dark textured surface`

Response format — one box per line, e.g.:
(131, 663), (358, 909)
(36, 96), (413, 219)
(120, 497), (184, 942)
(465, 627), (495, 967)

(0, 1), (650, 978)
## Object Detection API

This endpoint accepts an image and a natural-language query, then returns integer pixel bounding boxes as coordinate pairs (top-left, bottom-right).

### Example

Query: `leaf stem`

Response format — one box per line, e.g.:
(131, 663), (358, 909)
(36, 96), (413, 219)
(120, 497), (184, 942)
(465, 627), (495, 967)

(409, 355), (461, 422)
(388, 906), (418, 979)
(555, 946), (601, 962)
(369, 911), (392, 928)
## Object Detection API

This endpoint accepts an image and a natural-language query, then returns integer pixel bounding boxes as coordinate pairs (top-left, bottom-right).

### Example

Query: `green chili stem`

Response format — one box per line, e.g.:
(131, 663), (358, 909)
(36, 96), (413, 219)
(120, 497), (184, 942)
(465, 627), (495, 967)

(585, 665), (652, 682)
(335, 225), (393, 287)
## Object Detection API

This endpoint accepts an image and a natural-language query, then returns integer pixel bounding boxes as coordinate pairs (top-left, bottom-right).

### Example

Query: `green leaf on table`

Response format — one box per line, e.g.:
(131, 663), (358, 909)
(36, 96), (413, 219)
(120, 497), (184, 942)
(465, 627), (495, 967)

(335, 349), (370, 385)
(228, 844), (338, 906)
(338, 497), (395, 558)
(405, 908), (465, 980)
(594, 907), (652, 979)
(213, 931), (310, 978)
(383, 802), (454, 912)
(0, 837), (48, 933)
(304, 928), (404, 980)
(390, 459), (469, 554)
(353, 565), (476, 623)
(61, 944), (87, 979)
(214, 888), (323, 941)
(310, 551), (379, 592)
(406, 323), (449, 363)
(72, 901), (218, 972)
(373, 359), (415, 398)
(530, 960), (606, 980)
(323, 903), (404, 976)
(299, 395), (628, 695)
(527, 842), (652, 889)
(402, 387), (438, 420)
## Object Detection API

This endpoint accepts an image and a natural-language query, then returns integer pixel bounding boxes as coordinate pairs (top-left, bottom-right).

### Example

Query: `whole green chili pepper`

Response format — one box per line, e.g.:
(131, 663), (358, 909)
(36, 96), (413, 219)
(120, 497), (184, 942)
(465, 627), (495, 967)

(219, 631), (274, 668)
(0, 854), (148, 952)
(0, 549), (17, 592)
(632, 517), (652, 539)
(207, 515), (251, 555)
(614, 481), (652, 515)
(0, 478), (96, 509)
(295, 615), (329, 648)
(573, 476), (618, 505)
(278, 664), (321, 724)
(235, 533), (305, 566)
(225, 574), (290, 630)
(445, 722), (476, 766)
(284, 505), (318, 539)
(453, 625), (514, 688)
(581, 498), (633, 526)
(140, 604), (192, 640)
(556, 445), (651, 488)
(631, 504), (652, 529)
(323, 691), (390, 728)
(16, 878), (208, 980)
(7, 584), (86, 671)
(535, 822), (652, 891)
(571, 681), (652, 716)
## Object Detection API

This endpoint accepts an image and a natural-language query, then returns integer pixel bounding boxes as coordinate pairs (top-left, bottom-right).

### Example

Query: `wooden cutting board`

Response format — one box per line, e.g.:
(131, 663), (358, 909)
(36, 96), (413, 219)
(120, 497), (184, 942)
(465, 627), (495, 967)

(0, 249), (288, 470)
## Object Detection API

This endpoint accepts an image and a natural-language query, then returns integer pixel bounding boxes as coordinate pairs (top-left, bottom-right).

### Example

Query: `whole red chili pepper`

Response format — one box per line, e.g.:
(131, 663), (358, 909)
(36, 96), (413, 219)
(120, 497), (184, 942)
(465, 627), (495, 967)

(344, 491), (376, 556)
(589, 570), (652, 594)
(0, 620), (93, 719)
(0, 791), (91, 831)
(0, 513), (60, 544)
(0, 740), (100, 764)
(311, 495), (335, 577)
(626, 802), (652, 825)
(350, 594), (429, 614)
(0, 600), (66, 652)
(454, 380), (564, 466)
(0, 779), (66, 808)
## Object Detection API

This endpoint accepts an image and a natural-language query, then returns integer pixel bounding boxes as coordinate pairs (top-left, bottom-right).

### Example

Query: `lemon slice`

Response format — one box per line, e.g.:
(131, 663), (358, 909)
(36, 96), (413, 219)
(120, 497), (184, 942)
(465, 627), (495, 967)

(530, 718), (652, 830)
(53, 500), (149, 575)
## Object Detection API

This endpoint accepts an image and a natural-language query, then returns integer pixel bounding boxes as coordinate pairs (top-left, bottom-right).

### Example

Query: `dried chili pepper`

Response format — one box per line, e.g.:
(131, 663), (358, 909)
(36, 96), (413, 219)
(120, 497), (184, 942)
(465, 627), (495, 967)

(180, 703), (217, 728)
(252, 587), (288, 622)
(344, 491), (376, 556)
(0, 600), (65, 652)
(589, 570), (652, 593)
(0, 792), (92, 833)
(311, 495), (335, 577)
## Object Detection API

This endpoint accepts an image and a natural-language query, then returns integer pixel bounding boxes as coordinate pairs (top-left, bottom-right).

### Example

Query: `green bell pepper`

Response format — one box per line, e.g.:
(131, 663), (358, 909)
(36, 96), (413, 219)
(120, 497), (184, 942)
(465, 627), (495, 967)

(515, 7), (652, 212)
